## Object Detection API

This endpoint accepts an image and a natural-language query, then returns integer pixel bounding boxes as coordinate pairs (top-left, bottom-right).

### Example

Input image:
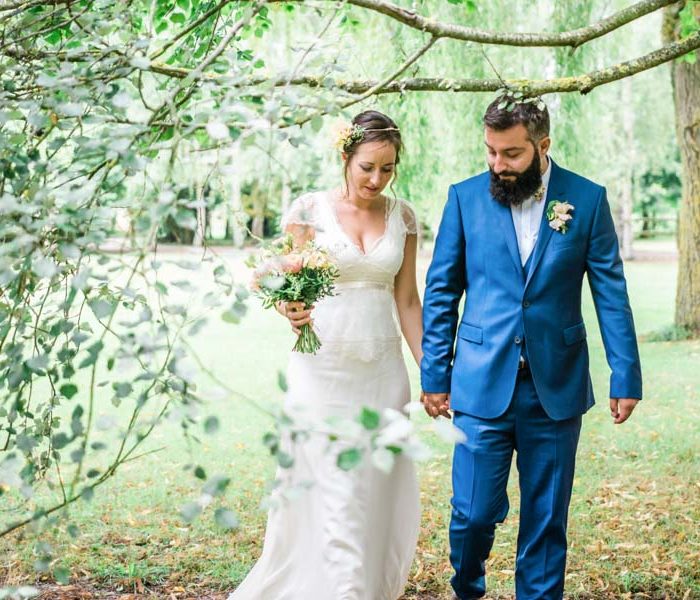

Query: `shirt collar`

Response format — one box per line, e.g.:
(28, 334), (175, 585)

(538, 156), (552, 199)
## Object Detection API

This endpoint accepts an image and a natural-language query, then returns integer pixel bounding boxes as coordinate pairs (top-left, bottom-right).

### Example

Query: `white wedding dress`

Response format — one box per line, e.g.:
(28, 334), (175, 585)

(228, 191), (421, 600)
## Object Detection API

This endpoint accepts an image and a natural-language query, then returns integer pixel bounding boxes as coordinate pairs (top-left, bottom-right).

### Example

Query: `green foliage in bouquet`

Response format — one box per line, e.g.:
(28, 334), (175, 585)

(249, 235), (339, 353)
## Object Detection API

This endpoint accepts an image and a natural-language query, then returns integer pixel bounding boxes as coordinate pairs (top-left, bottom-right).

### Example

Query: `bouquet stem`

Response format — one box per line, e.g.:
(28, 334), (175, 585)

(293, 323), (321, 354)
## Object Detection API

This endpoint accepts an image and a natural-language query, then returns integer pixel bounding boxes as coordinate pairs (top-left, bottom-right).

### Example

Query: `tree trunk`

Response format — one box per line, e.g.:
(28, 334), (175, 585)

(251, 185), (266, 240)
(664, 3), (700, 335)
(193, 181), (206, 247)
(620, 77), (636, 260)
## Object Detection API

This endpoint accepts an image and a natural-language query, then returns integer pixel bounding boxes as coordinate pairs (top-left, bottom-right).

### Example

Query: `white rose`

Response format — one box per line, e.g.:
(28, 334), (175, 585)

(549, 217), (564, 230)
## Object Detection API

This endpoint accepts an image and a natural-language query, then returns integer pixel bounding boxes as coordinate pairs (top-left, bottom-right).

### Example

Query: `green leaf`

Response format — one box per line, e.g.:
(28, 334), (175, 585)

(70, 448), (85, 463)
(277, 371), (288, 392)
(310, 115), (323, 133)
(78, 341), (104, 369)
(44, 30), (62, 45)
(214, 508), (239, 530)
(88, 298), (115, 320)
(359, 407), (380, 430)
(204, 416), (220, 434)
(203, 475), (231, 496)
(60, 383), (78, 399)
(277, 451), (294, 468)
(221, 309), (241, 324)
(112, 381), (132, 398)
(180, 501), (202, 523)
(26, 354), (49, 373)
(32, 258), (58, 279)
(54, 566), (70, 585)
(337, 448), (363, 471)
(52, 433), (71, 450)
(262, 432), (279, 454)
(194, 466), (207, 480)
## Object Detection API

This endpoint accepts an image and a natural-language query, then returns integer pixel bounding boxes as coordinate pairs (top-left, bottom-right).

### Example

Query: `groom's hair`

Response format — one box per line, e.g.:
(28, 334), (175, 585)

(483, 97), (550, 144)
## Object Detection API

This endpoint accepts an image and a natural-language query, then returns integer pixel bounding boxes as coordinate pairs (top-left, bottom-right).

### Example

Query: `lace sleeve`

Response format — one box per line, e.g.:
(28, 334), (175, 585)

(398, 199), (419, 236)
(280, 193), (317, 231)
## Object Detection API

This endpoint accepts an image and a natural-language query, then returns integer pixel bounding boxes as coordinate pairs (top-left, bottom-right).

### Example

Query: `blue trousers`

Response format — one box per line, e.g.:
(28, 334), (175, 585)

(449, 373), (582, 600)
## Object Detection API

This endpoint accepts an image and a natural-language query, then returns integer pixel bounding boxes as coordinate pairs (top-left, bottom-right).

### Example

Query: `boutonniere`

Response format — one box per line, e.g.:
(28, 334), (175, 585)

(547, 200), (575, 234)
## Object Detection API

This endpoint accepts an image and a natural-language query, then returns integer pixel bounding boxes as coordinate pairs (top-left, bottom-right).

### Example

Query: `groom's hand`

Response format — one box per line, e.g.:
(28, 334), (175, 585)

(609, 398), (638, 424)
(420, 391), (451, 419)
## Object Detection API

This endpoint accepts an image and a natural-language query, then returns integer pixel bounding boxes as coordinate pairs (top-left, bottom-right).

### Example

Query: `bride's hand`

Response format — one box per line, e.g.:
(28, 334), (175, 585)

(276, 301), (314, 336)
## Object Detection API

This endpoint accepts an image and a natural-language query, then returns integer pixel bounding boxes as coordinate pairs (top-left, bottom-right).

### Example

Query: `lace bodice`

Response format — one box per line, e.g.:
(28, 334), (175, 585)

(281, 190), (418, 361)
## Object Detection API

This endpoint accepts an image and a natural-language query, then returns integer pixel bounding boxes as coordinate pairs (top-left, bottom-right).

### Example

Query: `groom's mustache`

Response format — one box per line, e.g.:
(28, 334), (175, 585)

(494, 171), (520, 178)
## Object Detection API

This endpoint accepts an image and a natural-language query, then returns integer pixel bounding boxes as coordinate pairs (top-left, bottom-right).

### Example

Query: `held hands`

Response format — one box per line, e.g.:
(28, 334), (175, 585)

(610, 398), (639, 424)
(276, 301), (314, 336)
(420, 394), (639, 423)
(420, 391), (451, 419)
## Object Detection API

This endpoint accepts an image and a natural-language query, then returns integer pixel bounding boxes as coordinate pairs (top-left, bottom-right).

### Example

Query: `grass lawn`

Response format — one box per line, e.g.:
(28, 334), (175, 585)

(1, 248), (699, 599)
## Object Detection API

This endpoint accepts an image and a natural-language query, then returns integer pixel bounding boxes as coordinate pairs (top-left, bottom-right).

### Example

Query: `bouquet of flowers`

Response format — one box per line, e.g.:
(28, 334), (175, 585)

(249, 234), (339, 354)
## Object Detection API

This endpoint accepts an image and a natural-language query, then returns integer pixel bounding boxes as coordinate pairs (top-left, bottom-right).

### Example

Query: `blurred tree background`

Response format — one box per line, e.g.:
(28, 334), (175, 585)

(0, 0), (698, 597)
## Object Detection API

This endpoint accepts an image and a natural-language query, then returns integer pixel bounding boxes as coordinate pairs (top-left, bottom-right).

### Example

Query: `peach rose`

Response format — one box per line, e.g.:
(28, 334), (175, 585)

(306, 251), (330, 269)
(553, 202), (574, 215)
(282, 254), (304, 274)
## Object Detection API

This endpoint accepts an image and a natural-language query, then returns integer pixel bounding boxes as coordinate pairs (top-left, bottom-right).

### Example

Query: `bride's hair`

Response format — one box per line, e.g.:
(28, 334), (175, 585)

(343, 110), (403, 195)
(344, 110), (403, 161)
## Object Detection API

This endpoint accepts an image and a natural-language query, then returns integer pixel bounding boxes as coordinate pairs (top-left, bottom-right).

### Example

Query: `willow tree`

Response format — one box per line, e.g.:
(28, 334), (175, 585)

(664, 2), (700, 336)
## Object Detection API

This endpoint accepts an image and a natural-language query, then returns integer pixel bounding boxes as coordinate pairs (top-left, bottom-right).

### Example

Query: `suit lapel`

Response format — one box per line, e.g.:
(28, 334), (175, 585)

(491, 192), (522, 275)
(525, 159), (566, 289)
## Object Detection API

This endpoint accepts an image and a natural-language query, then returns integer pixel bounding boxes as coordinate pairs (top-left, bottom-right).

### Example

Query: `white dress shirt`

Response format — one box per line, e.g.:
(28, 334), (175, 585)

(510, 157), (552, 266)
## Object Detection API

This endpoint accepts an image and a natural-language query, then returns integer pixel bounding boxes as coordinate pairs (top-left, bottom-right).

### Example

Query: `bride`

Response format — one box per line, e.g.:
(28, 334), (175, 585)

(229, 110), (423, 600)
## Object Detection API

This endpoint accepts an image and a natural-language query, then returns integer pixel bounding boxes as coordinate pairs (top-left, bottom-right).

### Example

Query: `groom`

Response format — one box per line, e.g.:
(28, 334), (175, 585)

(420, 97), (642, 600)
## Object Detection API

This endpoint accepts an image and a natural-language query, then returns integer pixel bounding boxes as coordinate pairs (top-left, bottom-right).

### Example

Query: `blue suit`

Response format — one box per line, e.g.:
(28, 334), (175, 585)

(421, 160), (642, 599)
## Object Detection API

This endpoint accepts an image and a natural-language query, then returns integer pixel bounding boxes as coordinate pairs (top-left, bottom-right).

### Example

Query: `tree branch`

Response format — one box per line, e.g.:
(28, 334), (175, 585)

(337, 34), (438, 110)
(276, 0), (678, 48)
(148, 0), (233, 61)
(146, 30), (700, 96)
(146, 0), (266, 127)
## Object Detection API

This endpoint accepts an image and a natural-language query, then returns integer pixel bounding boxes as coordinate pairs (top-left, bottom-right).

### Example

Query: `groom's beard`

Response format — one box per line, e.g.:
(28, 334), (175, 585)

(489, 152), (542, 207)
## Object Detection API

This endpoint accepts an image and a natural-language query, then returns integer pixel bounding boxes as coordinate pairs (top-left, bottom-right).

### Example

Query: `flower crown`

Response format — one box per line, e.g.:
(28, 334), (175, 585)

(494, 87), (546, 112)
(331, 120), (400, 151)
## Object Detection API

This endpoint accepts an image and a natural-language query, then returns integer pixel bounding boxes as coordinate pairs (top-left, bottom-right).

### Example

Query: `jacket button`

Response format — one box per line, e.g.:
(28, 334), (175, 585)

(514, 336), (522, 345)
(523, 300), (531, 308)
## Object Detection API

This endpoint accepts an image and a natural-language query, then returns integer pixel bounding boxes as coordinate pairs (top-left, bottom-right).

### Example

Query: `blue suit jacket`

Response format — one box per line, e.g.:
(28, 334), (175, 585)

(421, 160), (642, 421)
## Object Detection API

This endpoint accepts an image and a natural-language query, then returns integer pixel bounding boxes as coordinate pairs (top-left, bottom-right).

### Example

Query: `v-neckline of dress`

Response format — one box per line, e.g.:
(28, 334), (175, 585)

(328, 190), (390, 257)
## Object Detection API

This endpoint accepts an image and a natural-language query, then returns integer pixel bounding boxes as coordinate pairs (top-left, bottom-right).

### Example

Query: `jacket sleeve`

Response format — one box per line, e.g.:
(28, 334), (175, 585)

(420, 185), (466, 393)
(586, 187), (643, 400)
